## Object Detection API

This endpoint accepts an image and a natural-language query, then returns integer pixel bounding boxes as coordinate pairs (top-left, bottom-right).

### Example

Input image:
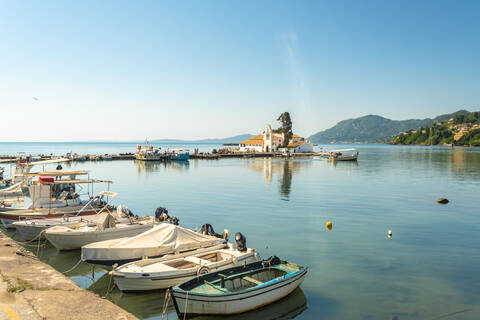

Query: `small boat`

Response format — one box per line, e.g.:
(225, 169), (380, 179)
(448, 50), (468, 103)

(168, 149), (190, 161)
(327, 148), (359, 161)
(112, 243), (259, 292)
(170, 256), (307, 317)
(12, 191), (117, 240)
(45, 214), (157, 251)
(81, 224), (226, 266)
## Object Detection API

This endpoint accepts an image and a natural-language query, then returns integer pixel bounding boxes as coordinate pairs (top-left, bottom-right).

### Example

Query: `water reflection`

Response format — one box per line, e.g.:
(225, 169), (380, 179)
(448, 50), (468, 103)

(134, 160), (190, 175)
(243, 159), (311, 200)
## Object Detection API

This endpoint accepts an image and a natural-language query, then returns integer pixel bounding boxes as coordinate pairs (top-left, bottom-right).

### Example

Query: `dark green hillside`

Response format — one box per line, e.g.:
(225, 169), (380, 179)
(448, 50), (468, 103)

(391, 111), (480, 146)
(309, 110), (468, 143)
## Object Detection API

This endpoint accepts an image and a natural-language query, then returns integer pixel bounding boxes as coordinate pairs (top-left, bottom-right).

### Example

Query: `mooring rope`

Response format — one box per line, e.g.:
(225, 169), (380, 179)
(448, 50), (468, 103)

(183, 291), (189, 320)
(61, 258), (83, 274)
(161, 289), (171, 320)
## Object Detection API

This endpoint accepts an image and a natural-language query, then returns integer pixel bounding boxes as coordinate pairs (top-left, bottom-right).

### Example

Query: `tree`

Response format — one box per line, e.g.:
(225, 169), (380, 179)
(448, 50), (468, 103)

(275, 112), (293, 147)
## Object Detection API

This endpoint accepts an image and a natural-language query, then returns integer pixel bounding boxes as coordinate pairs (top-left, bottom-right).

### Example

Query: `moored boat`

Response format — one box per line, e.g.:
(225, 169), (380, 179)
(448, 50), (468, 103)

(170, 256), (307, 317)
(135, 144), (164, 161)
(168, 149), (190, 161)
(327, 148), (359, 161)
(81, 224), (226, 266)
(12, 191), (117, 240)
(112, 242), (258, 292)
(45, 214), (157, 251)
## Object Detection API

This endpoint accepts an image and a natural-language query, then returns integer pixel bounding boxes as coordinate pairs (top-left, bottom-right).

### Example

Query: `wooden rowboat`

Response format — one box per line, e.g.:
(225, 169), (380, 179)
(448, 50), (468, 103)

(170, 256), (307, 317)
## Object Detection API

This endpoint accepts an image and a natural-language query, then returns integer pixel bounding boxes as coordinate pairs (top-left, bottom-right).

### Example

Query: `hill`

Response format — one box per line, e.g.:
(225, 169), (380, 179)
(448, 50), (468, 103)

(151, 134), (254, 144)
(309, 110), (469, 143)
(391, 111), (480, 146)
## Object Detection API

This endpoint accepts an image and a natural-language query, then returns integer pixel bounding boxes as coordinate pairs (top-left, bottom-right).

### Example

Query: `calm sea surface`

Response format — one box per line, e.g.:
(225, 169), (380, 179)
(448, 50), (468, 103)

(2, 144), (480, 320)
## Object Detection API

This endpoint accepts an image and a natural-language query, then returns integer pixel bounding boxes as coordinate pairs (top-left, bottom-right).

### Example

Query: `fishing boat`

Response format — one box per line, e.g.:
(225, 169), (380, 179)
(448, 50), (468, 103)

(81, 224), (226, 266)
(0, 170), (113, 229)
(12, 191), (117, 240)
(170, 256), (308, 317)
(135, 144), (164, 161)
(112, 242), (258, 292)
(327, 148), (359, 161)
(168, 149), (190, 161)
(45, 214), (157, 251)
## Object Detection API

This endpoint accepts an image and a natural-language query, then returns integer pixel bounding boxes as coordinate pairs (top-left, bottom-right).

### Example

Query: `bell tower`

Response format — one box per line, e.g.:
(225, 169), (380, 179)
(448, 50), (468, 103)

(264, 125), (273, 152)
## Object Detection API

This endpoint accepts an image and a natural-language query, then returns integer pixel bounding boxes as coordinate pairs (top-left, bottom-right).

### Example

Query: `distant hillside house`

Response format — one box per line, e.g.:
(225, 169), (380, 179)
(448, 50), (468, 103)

(238, 125), (313, 153)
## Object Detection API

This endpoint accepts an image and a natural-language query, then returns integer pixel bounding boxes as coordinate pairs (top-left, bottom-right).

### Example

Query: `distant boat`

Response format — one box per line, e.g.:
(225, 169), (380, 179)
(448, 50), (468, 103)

(168, 149), (190, 161)
(170, 256), (307, 317)
(327, 148), (359, 161)
(135, 145), (164, 161)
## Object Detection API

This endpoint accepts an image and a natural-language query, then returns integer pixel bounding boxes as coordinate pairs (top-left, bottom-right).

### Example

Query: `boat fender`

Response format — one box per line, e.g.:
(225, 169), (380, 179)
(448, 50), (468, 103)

(62, 215), (69, 222)
(235, 232), (247, 252)
(232, 257), (238, 265)
(197, 266), (210, 276)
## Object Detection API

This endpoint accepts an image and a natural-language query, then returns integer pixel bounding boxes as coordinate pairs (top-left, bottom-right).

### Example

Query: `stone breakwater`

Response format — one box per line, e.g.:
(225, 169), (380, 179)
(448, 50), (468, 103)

(0, 231), (137, 320)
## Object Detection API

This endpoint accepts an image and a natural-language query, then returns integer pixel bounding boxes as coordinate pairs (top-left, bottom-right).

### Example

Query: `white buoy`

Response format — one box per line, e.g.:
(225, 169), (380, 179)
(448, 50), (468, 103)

(388, 230), (393, 238)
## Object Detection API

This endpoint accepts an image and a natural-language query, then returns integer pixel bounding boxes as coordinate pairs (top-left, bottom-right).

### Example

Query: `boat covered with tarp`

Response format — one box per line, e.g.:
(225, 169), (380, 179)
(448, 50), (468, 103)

(81, 223), (226, 266)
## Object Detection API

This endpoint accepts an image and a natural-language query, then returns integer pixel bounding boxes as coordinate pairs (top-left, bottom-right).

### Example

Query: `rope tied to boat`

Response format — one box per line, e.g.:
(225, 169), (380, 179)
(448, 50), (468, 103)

(183, 291), (189, 320)
(61, 258), (83, 274)
(160, 289), (171, 320)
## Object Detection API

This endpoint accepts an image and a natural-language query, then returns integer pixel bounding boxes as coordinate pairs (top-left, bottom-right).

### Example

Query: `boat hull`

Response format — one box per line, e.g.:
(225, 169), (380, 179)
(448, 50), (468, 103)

(171, 265), (307, 316)
(0, 209), (100, 229)
(114, 251), (258, 292)
(46, 223), (154, 251)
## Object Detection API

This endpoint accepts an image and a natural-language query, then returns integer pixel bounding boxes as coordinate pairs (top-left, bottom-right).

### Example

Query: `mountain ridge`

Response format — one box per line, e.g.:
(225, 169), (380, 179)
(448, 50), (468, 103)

(151, 134), (254, 144)
(309, 110), (470, 143)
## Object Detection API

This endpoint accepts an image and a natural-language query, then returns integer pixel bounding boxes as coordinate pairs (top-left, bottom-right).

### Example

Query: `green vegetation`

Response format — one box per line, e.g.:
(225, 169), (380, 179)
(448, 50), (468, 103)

(391, 111), (480, 146)
(309, 110), (469, 143)
(273, 112), (293, 147)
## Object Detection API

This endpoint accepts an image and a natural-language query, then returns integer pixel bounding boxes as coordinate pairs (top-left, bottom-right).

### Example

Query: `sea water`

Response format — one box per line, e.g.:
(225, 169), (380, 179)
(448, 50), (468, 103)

(3, 144), (480, 319)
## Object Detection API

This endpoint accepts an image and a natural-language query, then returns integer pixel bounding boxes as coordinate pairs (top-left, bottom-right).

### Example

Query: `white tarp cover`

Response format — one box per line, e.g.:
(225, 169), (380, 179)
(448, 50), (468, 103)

(97, 212), (116, 230)
(81, 223), (225, 262)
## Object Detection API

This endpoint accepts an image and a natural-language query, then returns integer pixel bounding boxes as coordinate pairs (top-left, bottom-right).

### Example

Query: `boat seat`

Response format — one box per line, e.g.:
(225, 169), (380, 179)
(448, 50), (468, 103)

(185, 256), (210, 265)
(242, 276), (263, 285)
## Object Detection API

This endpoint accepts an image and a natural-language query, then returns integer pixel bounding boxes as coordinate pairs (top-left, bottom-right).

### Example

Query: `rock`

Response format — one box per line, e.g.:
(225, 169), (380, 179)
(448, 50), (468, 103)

(437, 198), (449, 204)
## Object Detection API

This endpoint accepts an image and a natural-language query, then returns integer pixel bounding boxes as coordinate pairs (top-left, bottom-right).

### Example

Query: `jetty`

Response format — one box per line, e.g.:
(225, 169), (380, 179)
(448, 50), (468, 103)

(0, 152), (326, 163)
(0, 230), (137, 320)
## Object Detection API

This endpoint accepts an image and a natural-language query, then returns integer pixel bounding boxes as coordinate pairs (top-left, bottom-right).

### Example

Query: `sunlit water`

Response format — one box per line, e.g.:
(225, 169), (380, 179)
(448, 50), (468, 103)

(2, 144), (480, 320)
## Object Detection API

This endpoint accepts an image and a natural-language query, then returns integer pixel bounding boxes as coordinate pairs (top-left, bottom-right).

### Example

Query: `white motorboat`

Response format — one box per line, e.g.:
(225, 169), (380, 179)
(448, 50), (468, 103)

(135, 144), (164, 161)
(328, 148), (359, 161)
(112, 244), (259, 292)
(12, 191), (118, 240)
(170, 257), (307, 317)
(81, 224), (226, 266)
(45, 213), (157, 251)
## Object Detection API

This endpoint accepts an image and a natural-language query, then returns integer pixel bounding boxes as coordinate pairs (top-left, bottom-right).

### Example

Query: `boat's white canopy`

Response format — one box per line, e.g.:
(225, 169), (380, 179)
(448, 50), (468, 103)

(28, 170), (89, 177)
(39, 179), (113, 185)
(81, 224), (225, 262)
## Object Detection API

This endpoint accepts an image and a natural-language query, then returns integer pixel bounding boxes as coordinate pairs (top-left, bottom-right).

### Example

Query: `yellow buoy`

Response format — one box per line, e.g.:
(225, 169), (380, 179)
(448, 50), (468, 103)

(326, 221), (333, 231)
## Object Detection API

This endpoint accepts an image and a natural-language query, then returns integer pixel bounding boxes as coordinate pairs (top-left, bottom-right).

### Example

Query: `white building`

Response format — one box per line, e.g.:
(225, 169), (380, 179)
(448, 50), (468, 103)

(239, 125), (313, 153)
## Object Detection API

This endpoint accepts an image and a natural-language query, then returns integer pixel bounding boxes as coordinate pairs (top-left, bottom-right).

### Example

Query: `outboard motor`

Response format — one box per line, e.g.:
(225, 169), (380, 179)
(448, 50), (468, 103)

(155, 207), (169, 221)
(201, 224), (224, 239)
(235, 232), (247, 252)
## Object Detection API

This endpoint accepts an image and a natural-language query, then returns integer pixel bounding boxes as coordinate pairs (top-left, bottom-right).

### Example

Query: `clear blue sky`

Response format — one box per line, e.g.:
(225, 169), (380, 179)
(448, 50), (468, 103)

(1, 0), (479, 141)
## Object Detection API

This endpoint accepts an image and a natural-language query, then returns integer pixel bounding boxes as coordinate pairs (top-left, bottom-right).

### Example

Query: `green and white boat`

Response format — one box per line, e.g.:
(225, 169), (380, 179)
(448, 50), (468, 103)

(170, 256), (307, 317)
